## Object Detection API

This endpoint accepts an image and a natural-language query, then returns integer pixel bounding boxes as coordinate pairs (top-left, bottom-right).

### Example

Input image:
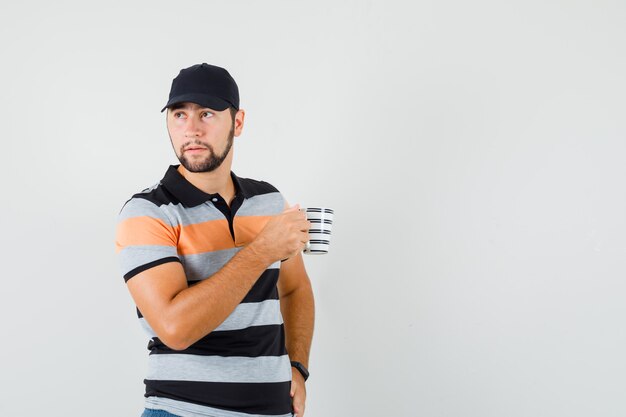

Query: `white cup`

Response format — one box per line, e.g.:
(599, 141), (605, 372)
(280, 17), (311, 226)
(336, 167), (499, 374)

(302, 207), (334, 254)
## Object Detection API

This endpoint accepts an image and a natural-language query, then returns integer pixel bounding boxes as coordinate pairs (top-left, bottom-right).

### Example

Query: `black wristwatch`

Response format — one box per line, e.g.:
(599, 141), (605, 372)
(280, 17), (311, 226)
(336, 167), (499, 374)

(290, 361), (309, 381)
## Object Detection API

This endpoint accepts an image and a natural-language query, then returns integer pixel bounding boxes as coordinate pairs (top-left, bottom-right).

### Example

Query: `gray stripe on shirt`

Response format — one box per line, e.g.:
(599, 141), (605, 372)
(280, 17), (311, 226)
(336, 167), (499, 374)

(146, 354), (291, 383)
(124, 192), (284, 229)
(214, 300), (283, 332)
(118, 197), (174, 224)
(182, 248), (280, 281)
(139, 300), (282, 338)
(118, 245), (179, 277)
(236, 192), (285, 217)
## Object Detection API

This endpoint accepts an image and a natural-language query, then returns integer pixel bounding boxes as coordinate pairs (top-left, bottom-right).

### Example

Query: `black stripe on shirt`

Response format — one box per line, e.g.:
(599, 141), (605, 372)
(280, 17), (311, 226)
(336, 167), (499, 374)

(124, 257), (182, 282)
(145, 379), (293, 415)
(242, 269), (279, 303)
(189, 268), (279, 303)
(147, 324), (287, 357)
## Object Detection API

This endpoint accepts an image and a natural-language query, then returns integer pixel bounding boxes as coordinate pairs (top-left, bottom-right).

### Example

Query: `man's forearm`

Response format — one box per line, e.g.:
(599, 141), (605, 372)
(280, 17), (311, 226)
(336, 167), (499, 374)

(281, 283), (315, 367)
(166, 242), (272, 349)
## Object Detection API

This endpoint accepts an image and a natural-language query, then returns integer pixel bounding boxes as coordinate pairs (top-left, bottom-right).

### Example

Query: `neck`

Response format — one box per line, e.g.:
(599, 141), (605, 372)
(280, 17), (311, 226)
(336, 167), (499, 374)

(177, 161), (236, 202)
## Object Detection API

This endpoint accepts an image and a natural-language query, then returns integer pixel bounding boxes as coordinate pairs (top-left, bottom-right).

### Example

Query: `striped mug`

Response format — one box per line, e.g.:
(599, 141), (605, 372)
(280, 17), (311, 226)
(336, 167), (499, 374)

(301, 207), (334, 254)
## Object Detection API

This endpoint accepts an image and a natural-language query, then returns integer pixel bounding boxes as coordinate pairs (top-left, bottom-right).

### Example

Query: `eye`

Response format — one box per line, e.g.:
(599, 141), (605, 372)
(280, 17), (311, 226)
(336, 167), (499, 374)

(173, 112), (185, 119)
(201, 111), (214, 118)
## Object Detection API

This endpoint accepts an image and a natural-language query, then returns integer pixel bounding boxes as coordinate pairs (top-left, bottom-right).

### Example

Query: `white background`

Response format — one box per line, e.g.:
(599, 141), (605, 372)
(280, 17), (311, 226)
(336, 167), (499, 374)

(1, 1), (626, 416)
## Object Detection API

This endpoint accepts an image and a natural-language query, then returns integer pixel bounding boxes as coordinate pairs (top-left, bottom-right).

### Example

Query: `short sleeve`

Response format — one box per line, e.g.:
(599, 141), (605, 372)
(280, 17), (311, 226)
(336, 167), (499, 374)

(115, 197), (181, 282)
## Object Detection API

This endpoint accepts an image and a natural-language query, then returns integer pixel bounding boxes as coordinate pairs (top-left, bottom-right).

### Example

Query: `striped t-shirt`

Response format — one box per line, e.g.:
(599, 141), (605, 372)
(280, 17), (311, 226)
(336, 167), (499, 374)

(115, 165), (293, 417)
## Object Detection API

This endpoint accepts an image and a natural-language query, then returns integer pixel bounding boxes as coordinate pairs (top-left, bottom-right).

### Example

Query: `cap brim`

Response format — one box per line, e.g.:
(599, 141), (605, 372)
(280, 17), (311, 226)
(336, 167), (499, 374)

(161, 93), (232, 112)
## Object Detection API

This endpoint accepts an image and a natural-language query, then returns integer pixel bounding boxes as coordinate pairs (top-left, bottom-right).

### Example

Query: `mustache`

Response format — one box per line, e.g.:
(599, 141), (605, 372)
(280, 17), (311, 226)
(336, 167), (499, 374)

(181, 140), (213, 153)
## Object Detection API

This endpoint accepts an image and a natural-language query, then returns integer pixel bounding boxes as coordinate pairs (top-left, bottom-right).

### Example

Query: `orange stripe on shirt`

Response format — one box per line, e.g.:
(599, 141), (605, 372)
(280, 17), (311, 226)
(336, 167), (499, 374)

(115, 216), (179, 253)
(178, 219), (236, 255)
(233, 216), (272, 247)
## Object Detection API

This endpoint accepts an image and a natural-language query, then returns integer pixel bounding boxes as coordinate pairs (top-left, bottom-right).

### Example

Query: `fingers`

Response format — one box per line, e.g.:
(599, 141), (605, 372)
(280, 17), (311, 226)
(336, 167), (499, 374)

(261, 204), (311, 260)
(283, 210), (311, 232)
(283, 205), (308, 222)
(293, 393), (305, 416)
(289, 243), (307, 259)
(291, 382), (306, 417)
(284, 204), (301, 213)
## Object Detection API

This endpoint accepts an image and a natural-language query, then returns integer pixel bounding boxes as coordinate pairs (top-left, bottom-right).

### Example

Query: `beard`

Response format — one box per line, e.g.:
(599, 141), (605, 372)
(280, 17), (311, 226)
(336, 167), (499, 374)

(175, 123), (234, 173)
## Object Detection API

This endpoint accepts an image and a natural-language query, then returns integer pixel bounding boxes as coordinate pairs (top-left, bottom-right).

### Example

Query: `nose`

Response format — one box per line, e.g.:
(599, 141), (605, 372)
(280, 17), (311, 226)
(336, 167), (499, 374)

(184, 117), (202, 138)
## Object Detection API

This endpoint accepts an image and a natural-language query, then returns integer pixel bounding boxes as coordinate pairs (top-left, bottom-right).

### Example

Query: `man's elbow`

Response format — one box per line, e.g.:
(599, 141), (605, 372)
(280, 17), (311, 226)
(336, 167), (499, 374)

(162, 338), (189, 351)
(159, 321), (192, 351)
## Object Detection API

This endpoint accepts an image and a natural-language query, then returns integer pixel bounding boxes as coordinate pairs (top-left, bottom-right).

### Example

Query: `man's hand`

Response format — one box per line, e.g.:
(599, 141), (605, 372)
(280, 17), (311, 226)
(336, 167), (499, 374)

(290, 367), (307, 417)
(251, 205), (310, 264)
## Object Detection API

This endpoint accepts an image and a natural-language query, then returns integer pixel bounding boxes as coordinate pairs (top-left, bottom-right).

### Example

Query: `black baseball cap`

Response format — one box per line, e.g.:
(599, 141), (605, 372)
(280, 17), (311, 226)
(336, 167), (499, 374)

(161, 63), (239, 112)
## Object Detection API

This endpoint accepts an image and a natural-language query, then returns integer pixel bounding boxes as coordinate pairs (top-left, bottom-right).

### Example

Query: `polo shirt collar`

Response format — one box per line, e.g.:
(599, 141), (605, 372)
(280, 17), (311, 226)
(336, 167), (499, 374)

(161, 164), (252, 207)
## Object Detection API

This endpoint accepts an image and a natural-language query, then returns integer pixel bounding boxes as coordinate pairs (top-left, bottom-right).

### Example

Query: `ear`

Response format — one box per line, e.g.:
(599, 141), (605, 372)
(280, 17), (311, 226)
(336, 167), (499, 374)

(233, 109), (245, 137)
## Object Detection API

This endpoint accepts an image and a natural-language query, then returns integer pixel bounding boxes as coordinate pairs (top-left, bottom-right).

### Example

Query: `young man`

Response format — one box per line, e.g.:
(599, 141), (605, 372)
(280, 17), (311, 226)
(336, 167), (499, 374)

(116, 63), (314, 417)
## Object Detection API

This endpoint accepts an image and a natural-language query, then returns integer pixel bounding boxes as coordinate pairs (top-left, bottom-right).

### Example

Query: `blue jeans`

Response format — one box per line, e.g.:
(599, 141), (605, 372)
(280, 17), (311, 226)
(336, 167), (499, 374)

(141, 409), (182, 417)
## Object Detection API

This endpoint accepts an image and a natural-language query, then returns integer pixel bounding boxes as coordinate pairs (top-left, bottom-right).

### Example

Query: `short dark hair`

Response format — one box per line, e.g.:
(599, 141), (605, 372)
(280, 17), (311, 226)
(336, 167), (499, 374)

(228, 106), (238, 122)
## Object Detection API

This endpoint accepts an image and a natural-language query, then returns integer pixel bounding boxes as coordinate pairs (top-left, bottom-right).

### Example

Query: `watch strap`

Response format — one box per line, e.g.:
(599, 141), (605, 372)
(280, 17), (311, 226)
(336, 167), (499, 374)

(290, 361), (309, 381)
